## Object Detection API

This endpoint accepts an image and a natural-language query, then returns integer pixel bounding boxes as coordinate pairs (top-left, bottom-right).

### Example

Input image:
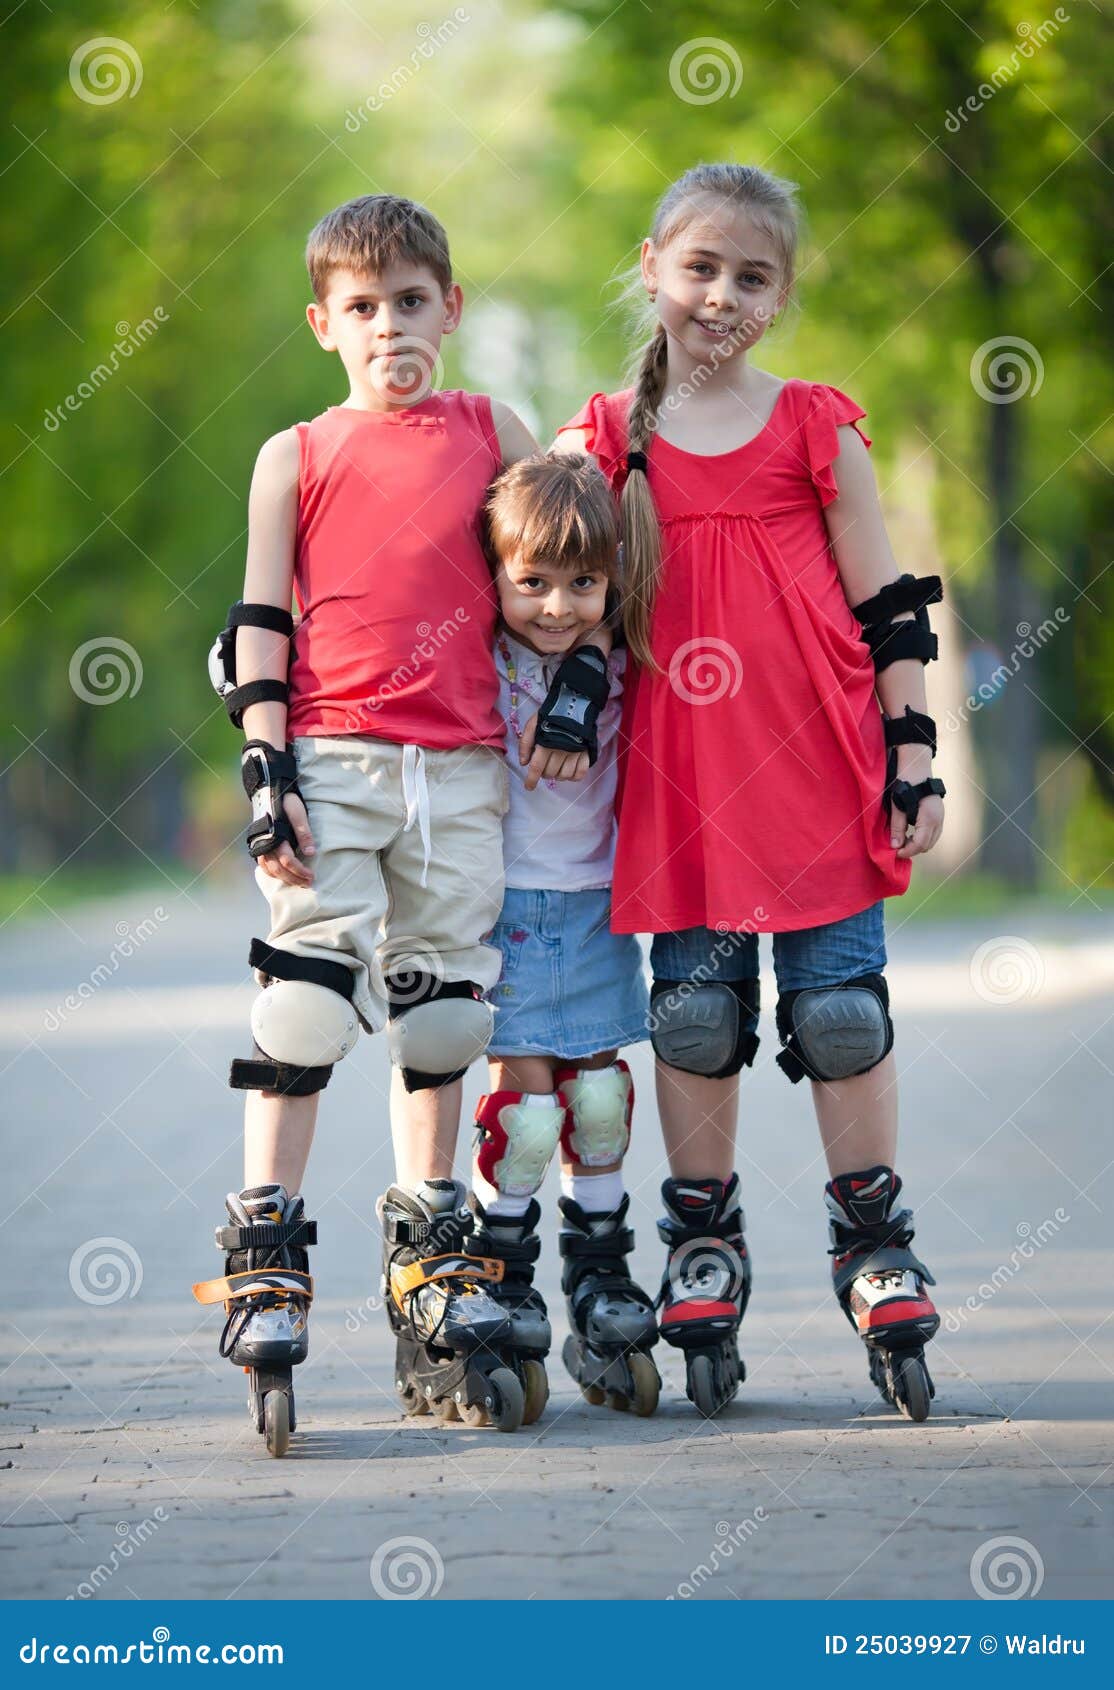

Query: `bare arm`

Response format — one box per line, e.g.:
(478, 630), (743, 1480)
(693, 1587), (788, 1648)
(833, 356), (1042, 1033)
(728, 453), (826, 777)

(238, 428), (316, 883)
(825, 426), (943, 858)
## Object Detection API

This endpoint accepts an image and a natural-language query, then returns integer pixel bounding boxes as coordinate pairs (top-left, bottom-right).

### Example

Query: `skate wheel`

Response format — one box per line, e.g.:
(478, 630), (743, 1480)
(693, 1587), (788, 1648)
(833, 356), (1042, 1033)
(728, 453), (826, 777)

(522, 1360), (549, 1426)
(580, 1382), (607, 1406)
(628, 1352), (660, 1418)
(263, 1390), (290, 1457)
(895, 1355), (931, 1423)
(489, 1366), (525, 1433)
(437, 1396), (460, 1424)
(398, 1383), (430, 1417)
(607, 1390), (630, 1413)
(250, 1389), (264, 1434)
(689, 1352), (721, 1419)
(460, 1399), (491, 1428)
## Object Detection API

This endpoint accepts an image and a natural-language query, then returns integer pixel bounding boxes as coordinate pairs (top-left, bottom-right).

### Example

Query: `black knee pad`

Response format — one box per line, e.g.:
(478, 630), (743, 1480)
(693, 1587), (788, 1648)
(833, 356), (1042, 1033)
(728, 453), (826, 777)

(775, 972), (893, 1084)
(650, 978), (760, 1079)
(384, 974), (493, 1092)
(230, 940), (357, 1095)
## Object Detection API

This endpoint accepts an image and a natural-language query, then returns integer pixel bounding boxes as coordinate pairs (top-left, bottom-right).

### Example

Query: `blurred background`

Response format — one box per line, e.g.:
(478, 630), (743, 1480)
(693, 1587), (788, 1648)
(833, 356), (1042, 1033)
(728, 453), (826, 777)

(1, 0), (1110, 917)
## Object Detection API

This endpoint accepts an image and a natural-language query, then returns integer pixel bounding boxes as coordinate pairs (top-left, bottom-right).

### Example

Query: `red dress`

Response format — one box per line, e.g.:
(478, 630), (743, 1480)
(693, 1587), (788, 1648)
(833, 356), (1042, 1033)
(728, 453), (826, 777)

(557, 378), (910, 934)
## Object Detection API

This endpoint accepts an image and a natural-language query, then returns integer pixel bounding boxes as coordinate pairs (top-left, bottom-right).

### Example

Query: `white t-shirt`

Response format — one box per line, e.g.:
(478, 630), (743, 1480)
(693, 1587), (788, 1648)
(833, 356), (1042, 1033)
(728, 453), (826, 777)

(494, 629), (626, 892)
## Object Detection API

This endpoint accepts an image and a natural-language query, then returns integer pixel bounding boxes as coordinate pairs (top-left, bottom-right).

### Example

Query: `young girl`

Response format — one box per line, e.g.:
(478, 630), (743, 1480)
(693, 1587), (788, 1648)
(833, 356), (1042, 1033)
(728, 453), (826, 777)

(466, 452), (661, 1420)
(555, 163), (946, 1422)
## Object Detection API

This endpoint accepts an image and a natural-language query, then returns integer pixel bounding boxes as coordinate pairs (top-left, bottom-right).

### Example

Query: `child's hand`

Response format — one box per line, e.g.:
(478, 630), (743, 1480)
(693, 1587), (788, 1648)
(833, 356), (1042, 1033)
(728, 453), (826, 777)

(518, 710), (590, 790)
(257, 792), (316, 886)
(894, 792), (944, 859)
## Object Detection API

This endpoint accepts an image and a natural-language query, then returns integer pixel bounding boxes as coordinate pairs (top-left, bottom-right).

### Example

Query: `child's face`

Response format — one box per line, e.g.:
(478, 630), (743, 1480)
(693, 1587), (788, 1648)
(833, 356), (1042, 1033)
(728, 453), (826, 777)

(496, 551), (610, 658)
(306, 262), (462, 406)
(642, 203), (785, 364)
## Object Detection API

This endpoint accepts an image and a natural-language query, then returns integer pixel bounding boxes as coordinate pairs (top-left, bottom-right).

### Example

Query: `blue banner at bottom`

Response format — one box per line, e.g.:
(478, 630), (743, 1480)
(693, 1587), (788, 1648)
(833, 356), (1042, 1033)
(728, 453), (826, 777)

(2, 1600), (1110, 1682)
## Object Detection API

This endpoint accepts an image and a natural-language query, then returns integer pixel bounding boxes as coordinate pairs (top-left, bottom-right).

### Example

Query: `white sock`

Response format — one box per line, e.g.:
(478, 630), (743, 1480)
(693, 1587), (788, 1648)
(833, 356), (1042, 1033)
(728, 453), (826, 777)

(415, 1178), (458, 1214)
(561, 1168), (625, 1214)
(472, 1093), (555, 1218)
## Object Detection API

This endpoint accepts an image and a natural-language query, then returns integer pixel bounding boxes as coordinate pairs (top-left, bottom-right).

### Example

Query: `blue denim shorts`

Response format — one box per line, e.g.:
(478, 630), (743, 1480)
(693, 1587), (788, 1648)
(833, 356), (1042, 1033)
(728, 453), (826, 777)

(484, 887), (650, 1060)
(649, 903), (887, 1038)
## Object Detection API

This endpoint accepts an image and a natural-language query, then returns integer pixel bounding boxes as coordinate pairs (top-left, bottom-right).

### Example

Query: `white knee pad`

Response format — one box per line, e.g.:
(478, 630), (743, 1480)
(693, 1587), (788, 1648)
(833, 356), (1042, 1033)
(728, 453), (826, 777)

(385, 994), (493, 1086)
(474, 1092), (564, 1198)
(557, 1061), (633, 1167)
(251, 979), (359, 1067)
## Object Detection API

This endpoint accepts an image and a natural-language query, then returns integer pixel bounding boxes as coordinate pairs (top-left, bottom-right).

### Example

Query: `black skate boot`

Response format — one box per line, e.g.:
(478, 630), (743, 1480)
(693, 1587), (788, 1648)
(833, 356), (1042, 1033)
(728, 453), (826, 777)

(558, 1194), (660, 1416)
(377, 1179), (526, 1432)
(192, 1184), (316, 1457)
(826, 1165), (939, 1422)
(658, 1174), (751, 1418)
(467, 1195), (551, 1424)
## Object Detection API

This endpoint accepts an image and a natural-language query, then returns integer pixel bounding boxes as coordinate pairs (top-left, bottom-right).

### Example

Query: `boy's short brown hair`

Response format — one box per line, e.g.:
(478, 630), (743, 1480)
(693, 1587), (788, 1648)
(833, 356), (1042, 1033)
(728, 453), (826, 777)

(485, 453), (619, 579)
(305, 194), (452, 302)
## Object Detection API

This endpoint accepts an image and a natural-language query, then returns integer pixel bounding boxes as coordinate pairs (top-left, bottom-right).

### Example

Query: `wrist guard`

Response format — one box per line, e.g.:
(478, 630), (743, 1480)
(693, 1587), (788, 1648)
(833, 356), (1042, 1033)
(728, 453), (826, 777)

(241, 740), (302, 859)
(534, 645), (610, 766)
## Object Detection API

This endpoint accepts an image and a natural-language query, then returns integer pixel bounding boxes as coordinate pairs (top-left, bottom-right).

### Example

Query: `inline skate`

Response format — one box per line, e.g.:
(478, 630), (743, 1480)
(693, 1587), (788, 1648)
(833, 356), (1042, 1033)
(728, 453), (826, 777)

(378, 1180), (526, 1431)
(826, 1165), (939, 1422)
(192, 1184), (316, 1457)
(466, 1195), (551, 1423)
(657, 1174), (751, 1418)
(558, 1193), (660, 1416)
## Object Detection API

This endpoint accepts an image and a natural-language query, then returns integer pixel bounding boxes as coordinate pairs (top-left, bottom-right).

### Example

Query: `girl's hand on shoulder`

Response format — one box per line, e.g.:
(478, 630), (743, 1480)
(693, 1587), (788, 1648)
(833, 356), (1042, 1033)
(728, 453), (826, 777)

(894, 793), (944, 859)
(517, 710), (589, 789)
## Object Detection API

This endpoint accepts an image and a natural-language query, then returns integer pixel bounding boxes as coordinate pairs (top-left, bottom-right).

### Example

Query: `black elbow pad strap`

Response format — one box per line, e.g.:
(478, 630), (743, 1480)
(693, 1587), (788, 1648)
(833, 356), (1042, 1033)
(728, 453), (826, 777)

(210, 601), (295, 728)
(884, 706), (938, 759)
(852, 574), (942, 671)
(534, 646), (610, 765)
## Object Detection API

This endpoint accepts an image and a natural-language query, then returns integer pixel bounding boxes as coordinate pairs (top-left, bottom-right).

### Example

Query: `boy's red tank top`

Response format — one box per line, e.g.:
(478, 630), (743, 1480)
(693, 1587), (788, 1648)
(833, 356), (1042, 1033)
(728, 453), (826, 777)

(287, 390), (504, 749)
(557, 378), (910, 934)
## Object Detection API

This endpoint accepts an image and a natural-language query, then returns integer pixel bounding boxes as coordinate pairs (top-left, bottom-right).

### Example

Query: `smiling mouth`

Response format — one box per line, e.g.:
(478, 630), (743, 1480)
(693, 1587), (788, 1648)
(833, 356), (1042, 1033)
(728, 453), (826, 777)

(693, 318), (736, 337)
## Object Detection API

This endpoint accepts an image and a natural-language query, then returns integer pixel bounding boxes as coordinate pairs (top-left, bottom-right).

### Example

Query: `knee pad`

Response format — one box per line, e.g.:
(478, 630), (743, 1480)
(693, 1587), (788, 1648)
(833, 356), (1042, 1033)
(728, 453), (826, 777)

(230, 941), (358, 1096)
(775, 973), (893, 1084)
(384, 974), (493, 1092)
(555, 1060), (633, 1167)
(473, 1092), (563, 1198)
(650, 979), (760, 1078)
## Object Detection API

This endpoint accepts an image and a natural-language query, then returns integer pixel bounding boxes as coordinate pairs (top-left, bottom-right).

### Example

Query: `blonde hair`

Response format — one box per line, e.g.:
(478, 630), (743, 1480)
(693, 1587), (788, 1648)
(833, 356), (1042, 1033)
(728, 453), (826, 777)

(485, 452), (619, 581)
(305, 194), (452, 303)
(619, 164), (801, 670)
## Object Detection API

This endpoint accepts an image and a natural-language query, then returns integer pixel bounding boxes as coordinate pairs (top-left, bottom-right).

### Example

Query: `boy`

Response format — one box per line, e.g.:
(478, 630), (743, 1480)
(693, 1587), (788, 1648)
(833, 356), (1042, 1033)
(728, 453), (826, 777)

(193, 195), (608, 1449)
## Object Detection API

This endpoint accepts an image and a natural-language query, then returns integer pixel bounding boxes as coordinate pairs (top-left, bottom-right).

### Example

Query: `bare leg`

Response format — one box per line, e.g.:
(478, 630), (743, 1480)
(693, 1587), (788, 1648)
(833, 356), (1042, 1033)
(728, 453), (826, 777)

(812, 1052), (898, 1179)
(655, 1059), (739, 1181)
(390, 1068), (463, 1189)
(243, 1091), (319, 1192)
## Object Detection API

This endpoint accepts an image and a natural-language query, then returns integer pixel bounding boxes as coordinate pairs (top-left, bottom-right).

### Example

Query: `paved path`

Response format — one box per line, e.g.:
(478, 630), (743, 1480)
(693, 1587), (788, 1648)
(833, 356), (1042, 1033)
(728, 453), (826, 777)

(2, 884), (1111, 1601)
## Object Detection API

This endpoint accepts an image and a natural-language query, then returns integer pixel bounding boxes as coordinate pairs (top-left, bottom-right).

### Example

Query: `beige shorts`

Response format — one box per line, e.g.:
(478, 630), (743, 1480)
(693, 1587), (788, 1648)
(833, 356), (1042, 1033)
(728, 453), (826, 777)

(254, 735), (509, 1032)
